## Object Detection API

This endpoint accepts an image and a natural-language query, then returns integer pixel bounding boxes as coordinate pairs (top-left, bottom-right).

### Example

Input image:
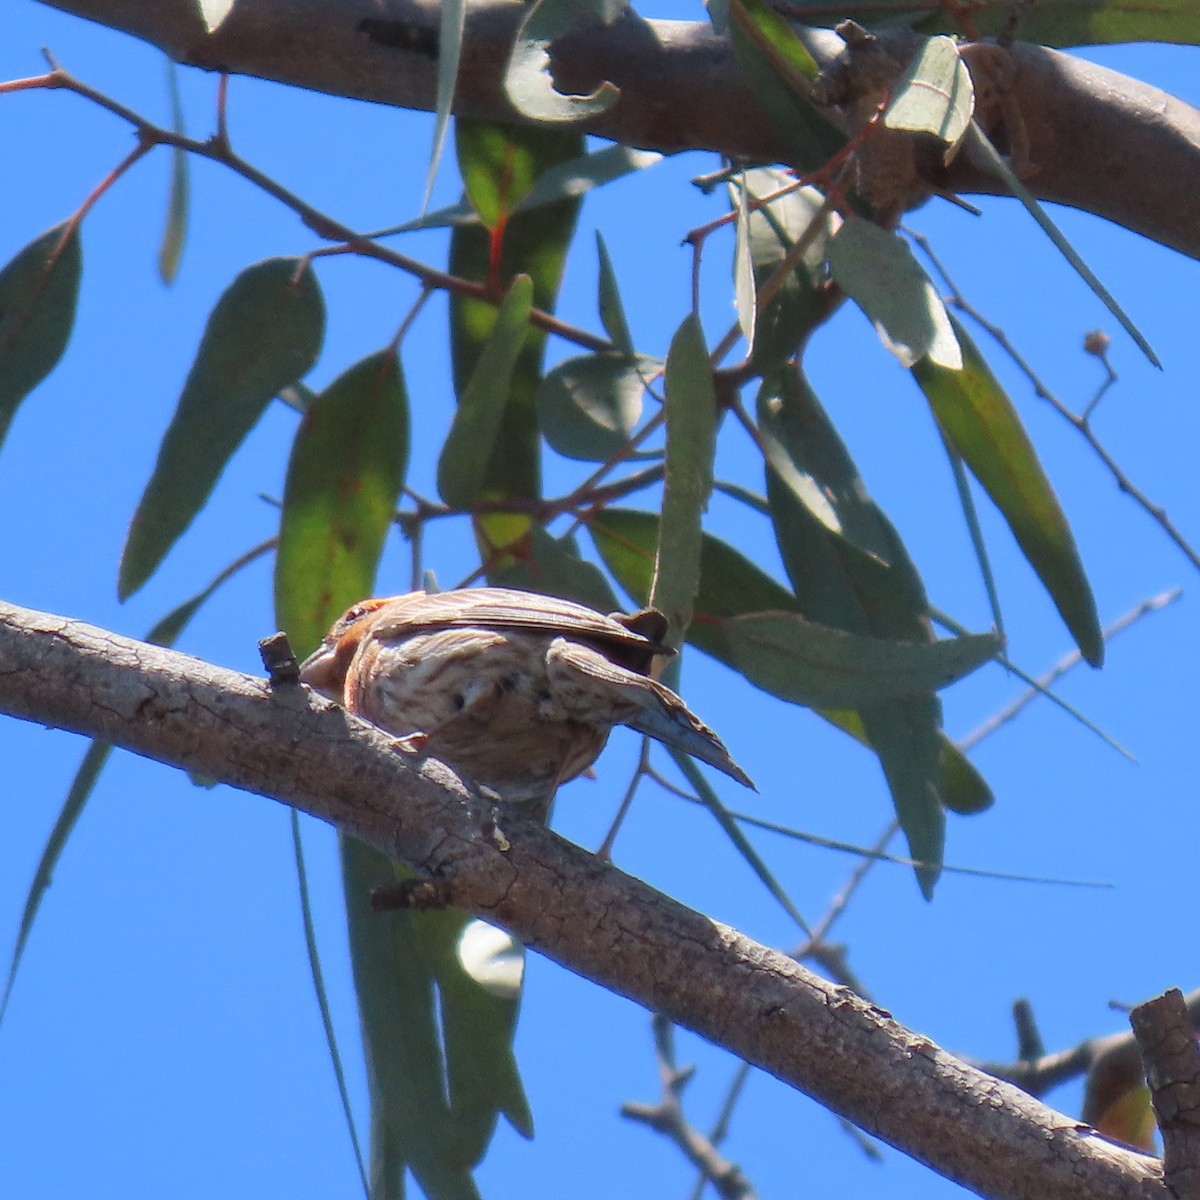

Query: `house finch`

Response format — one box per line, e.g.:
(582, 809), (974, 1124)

(299, 587), (753, 806)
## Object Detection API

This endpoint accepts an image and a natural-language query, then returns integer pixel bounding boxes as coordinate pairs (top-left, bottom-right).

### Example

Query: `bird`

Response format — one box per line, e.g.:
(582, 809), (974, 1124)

(298, 587), (753, 808)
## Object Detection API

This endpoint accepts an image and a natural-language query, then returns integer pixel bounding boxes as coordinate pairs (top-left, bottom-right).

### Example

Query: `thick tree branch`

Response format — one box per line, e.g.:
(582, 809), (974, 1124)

(0, 599), (1169, 1200)
(33, 0), (1200, 260)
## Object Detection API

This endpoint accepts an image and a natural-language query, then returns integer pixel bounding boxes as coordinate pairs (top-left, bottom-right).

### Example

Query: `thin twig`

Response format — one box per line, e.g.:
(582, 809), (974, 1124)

(0, 64), (613, 356)
(959, 588), (1182, 752)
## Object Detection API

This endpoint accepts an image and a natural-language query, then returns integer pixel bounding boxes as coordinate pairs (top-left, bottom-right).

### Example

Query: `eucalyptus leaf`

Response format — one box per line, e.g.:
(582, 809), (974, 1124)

(504, 0), (620, 122)
(158, 61), (189, 284)
(0, 221), (82, 454)
(913, 316), (1103, 666)
(120, 257), (325, 599)
(275, 348), (409, 654)
(439, 275), (535, 508)
(829, 218), (961, 370)
(727, 0), (845, 172)
(652, 313), (716, 640)
(884, 35), (973, 162)
(536, 352), (658, 461)
(595, 230), (635, 356)
(422, 0), (468, 210)
(718, 611), (998, 708)
(450, 122), (582, 563)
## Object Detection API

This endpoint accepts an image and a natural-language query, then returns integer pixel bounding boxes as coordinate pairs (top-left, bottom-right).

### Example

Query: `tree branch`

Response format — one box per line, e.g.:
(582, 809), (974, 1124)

(0, 599), (1169, 1199)
(32, 0), (1200, 260)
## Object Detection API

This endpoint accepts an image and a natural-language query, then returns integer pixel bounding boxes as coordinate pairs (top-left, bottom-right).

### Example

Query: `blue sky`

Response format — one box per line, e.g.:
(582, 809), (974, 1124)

(1, 4), (1198, 1197)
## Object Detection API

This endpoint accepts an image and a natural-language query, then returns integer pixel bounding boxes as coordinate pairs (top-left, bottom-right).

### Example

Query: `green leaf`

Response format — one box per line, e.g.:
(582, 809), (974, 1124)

(726, 0), (845, 173)
(963, 124), (1158, 367)
(158, 60), (189, 284)
(341, 840), (531, 1200)
(595, 230), (635, 357)
(733, 177), (757, 354)
(829, 218), (961, 370)
(717, 611), (998, 708)
(423, 0), (468, 210)
(489, 525), (621, 614)
(275, 349), (410, 656)
(591, 506), (995, 702)
(536, 352), (657, 461)
(504, 0), (620, 122)
(456, 123), (542, 230)
(757, 367), (954, 892)
(439, 274), (535, 508)
(389, 145), (661, 235)
(292, 814), (368, 1195)
(0, 222), (82, 453)
(884, 35), (973, 160)
(651, 314), (716, 641)
(341, 840), (485, 1200)
(740, 172), (831, 370)
(450, 122), (582, 559)
(0, 741), (112, 1026)
(913, 317), (1103, 666)
(515, 146), (662, 215)
(120, 257), (325, 599)
(591, 505), (794, 616)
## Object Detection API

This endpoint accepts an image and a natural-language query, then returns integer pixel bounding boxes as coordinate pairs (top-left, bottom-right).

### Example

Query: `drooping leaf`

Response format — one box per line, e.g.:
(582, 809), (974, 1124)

(740, 172), (832, 371)
(120, 257), (325, 599)
(275, 348), (409, 653)
(158, 61), (189, 284)
(913, 316), (1103, 666)
(758, 366), (954, 893)
(0, 740), (112, 1027)
(651, 313), (716, 641)
(595, 230), (635, 357)
(829, 218), (961, 370)
(439, 275), (535, 508)
(422, 0), (469, 211)
(504, 0), (620, 122)
(450, 122), (582, 564)
(340, 840), (484, 1200)
(733, 178), (757, 355)
(417, 908), (534, 1148)
(884, 35), (973, 162)
(291, 814), (368, 1195)
(0, 222), (82, 454)
(456, 123), (544, 230)
(536, 352), (657, 461)
(671, 747), (811, 934)
(516, 146), (662, 214)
